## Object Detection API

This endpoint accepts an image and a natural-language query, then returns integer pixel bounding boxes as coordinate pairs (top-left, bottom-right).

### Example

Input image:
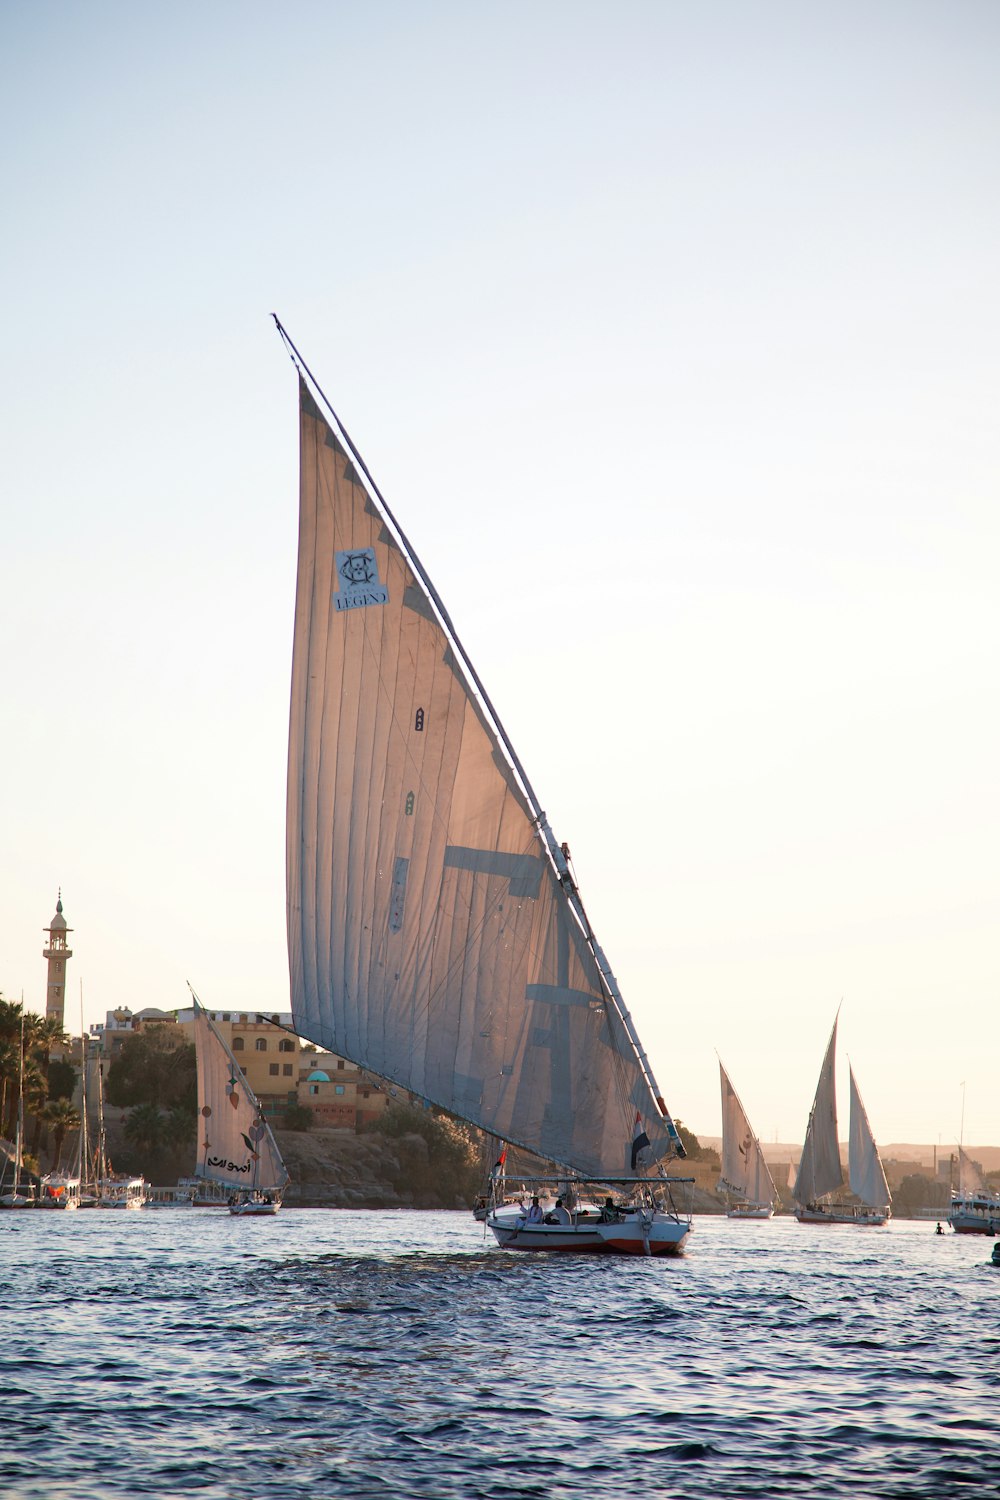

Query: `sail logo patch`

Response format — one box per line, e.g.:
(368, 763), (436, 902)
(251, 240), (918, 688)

(334, 548), (388, 610)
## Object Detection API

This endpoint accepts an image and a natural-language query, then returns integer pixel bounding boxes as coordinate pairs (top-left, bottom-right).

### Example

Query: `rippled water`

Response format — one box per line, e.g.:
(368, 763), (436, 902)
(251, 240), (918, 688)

(2, 1210), (998, 1498)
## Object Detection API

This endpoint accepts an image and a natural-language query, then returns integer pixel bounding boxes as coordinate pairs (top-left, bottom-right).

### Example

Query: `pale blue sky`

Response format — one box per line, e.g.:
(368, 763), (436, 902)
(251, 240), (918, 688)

(2, 1), (998, 1147)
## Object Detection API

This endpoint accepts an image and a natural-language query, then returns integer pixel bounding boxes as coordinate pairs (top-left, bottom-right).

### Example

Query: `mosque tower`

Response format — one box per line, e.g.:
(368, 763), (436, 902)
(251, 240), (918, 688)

(42, 891), (73, 1031)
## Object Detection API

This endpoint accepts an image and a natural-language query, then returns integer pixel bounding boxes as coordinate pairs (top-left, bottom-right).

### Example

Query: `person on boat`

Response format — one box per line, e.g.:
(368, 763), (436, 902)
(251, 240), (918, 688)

(524, 1196), (544, 1224)
(546, 1198), (571, 1226)
(600, 1196), (620, 1223)
(935, 1222), (943, 1235)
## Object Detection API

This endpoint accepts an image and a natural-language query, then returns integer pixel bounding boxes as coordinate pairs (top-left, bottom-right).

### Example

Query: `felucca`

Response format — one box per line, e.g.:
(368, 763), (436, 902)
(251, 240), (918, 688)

(278, 320), (691, 1255)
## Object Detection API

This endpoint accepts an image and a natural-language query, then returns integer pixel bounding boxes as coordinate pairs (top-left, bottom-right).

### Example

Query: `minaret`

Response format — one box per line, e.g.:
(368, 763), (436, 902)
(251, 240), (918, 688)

(42, 890), (73, 1031)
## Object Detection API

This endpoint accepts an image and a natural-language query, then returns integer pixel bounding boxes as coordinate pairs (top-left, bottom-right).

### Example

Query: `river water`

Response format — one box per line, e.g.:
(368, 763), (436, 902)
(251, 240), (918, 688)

(2, 1209), (997, 1499)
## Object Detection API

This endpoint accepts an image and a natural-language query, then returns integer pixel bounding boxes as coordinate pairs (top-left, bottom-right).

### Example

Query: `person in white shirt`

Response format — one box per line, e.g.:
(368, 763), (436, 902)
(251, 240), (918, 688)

(548, 1197), (571, 1225)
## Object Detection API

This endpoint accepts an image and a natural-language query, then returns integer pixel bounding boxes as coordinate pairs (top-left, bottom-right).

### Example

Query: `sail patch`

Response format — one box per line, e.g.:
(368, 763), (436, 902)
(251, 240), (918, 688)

(526, 983), (600, 1009)
(333, 548), (388, 611)
(443, 846), (543, 899)
(389, 857), (409, 932)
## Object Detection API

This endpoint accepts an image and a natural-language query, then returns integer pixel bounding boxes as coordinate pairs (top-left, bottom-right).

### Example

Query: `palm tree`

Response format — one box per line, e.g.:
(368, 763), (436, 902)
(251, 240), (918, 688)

(0, 1040), (20, 1137)
(40, 1097), (81, 1171)
(26, 1014), (68, 1061)
(123, 1102), (168, 1157)
(27, 1069), (50, 1160)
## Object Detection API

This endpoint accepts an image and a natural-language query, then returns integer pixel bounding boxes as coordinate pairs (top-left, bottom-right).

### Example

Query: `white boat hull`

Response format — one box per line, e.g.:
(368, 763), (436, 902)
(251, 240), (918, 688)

(795, 1206), (889, 1226)
(229, 1199), (281, 1217)
(949, 1200), (1000, 1235)
(726, 1202), (773, 1220)
(488, 1210), (689, 1256)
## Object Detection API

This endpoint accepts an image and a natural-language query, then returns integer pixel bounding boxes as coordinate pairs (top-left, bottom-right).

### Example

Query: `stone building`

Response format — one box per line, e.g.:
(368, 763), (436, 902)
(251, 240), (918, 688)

(42, 891), (72, 1034)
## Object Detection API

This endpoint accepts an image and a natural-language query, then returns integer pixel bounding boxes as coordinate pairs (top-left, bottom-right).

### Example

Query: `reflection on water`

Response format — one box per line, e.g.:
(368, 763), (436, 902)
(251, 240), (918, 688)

(2, 1211), (998, 1498)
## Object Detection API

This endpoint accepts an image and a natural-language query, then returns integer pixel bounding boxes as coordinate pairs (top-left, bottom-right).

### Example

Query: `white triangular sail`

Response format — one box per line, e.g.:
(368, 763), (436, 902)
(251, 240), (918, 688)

(285, 374), (683, 1176)
(192, 1001), (288, 1193)
(792, 1018), (843, 1205)
(848, 1065), (890, 1210)
(719, 1062), (776, 1208)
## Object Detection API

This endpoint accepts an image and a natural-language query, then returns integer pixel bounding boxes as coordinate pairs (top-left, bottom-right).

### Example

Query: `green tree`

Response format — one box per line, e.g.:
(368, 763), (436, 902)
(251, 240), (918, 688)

(163, 1105), (196, 1152)
(123, 1102), (170, 1156)
(46, 1059), (77, 1103)
(673, 1119), (720, 1166)
(282, 1102), (314, 1132)
(106, 1028), (196, 1111)
(40, 1097), (81, 1171)
(367, 1101), (481, 1206)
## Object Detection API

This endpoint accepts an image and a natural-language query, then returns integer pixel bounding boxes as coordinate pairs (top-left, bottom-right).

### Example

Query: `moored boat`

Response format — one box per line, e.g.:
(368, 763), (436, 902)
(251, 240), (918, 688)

(948, 1147), (1000, 1234)
(38, 1173), (82, 1210)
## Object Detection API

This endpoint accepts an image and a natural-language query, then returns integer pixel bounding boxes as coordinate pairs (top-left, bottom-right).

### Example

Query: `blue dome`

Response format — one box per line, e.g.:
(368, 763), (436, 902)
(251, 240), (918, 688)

(307, 1069), (331, 1082)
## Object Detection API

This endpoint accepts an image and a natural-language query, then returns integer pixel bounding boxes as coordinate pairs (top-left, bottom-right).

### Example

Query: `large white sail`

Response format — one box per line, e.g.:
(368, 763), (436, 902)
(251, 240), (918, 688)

(192, 1002), (288, 1193)
(792, 1018), (843, 1205)
(285, 373), (683, 1176)
(847, 1065), (890, 1210)
(719, 1062), (776, 1207)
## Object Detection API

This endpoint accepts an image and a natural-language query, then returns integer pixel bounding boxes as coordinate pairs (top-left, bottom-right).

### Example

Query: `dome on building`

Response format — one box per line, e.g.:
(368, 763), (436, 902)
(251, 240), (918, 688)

(307, 1069), (331, 1083)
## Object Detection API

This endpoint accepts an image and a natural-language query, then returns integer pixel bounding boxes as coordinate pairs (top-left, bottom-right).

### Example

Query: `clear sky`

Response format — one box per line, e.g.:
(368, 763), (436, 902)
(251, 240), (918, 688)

(2, 1), (997, 1149)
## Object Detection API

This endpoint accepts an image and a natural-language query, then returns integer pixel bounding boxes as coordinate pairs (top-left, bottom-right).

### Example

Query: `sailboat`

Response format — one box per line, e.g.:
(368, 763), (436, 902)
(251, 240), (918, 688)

(792, 1015), (890, 1225)
(91, 1055), (146, 1209)
(718, 1061), (776, 1218)
(278, 319), (691, 1255)
(191, 995), (289, 1216)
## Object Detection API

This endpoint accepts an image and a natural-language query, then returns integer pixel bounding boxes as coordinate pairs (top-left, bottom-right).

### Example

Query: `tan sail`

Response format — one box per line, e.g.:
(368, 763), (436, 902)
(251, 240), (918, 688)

(193, 1001), (288, 1194)
(792, 1017), (844, 1205)
(285, 375), (682, 1176)
(719, 1061), (776, 1209)
(848, 1064), (890, 1211)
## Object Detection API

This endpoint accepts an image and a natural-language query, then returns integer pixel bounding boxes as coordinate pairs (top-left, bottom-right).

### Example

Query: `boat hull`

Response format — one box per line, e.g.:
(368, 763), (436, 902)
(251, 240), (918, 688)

(488, 1213), (689, 1256)
(948, 1196), (1000, 1234)
(795, 1207), (889, 1226)
(726, 1203), (773, 1220)
(229, 1200), (281, 1217)
(949, 1213), (1000, 1234)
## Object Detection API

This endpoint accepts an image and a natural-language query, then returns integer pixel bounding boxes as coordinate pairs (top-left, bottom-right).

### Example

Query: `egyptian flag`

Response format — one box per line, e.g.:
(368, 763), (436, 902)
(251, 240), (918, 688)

(631, 1113), (651, 1170)
(491, 1146), (508, 1179)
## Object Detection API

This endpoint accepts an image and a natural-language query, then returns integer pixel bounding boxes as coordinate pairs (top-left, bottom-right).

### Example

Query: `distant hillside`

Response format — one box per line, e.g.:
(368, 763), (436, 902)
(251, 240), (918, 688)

(698, 1136), (1000, 1172)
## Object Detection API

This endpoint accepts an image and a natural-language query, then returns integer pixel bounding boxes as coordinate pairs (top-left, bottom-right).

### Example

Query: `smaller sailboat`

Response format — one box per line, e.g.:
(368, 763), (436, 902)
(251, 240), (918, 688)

(792, 1016), (890, 1225)
(718, 1061), (776, 1219)
(91, 1056), (146, 1208)
(191, 993), (289, 1217)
